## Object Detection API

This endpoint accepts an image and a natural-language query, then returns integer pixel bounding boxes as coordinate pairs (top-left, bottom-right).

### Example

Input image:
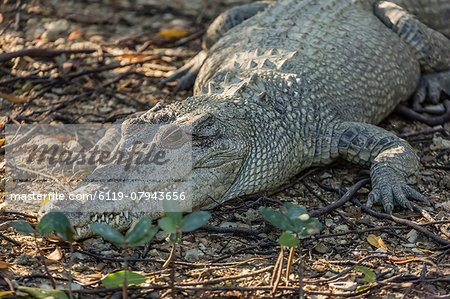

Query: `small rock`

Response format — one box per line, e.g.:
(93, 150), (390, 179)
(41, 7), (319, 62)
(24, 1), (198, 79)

(334, 224), (348, 231)
(70, 283), (83, 290)
(403, 243), (416, 248)
(411, 248), (424, 255)
(441, 201), (450, 212)
(406, 229), (419, 243)
(73, 263), (89, 272)
(314, 242), (328, 253)
(184, 248), (203, 262)
(95, 263), (106, 271)
(155, 231), (169, 242)
(220, 221), (238, 228)
(442, 177), (450, 190)
(14, 254), (32, 265)
(72, 252), (85, 261)
(430, 136), (450, 151)
(319, 172), (333, 179)
(339, 239), (348, 245)
(42, 20), (70, 41)
(325, 219), (334, 227)
(82, 238), (110, 251)
(244, 208), (260, 223)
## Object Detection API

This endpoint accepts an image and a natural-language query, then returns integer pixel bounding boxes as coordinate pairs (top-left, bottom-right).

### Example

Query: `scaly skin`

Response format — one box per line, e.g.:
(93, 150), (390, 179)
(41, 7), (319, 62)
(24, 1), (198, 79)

(40, 0), (449, 239)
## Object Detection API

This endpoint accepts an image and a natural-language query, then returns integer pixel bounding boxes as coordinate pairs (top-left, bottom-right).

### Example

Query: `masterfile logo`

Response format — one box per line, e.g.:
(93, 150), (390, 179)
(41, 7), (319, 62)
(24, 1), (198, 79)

(4, 124), (193, 213)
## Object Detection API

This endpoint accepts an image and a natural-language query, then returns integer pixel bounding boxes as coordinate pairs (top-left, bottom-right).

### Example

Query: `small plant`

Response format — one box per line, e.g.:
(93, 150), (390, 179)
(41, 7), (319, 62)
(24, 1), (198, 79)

(259, 202), (322, 292)
(13, 211), (75, 299)
(91, 216), (158, 299)
(158, 200), (211, 298)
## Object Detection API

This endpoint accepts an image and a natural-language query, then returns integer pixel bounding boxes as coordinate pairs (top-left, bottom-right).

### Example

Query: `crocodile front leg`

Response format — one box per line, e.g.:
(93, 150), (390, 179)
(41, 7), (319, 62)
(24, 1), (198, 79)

(162, 1), (270, 91)
(327, 121), (429, 213)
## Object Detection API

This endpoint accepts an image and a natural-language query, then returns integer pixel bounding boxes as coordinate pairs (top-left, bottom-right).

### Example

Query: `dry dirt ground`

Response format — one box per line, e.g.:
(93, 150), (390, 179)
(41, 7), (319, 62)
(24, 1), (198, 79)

(0, 0), (449, 298)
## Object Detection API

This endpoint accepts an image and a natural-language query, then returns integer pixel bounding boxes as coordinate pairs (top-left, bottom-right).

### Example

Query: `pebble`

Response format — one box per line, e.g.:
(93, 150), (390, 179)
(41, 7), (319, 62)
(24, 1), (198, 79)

(14, 254), (32, 265)
(430, 136), (450, 151)
(219, 221), (238, 228)
(155, 231), (169, 242)
(334, 224), (349, 231)
(184, 248), (203, 262)
(314, 242), (328, 253)
(73, 263), (89, 272)
(149, 249), (159, 257)
(95, 263), (106, 271)
(70, 283), (83, 290)
(406, 229), (419, 243)
(72, 252), (85, 261)
(325, 219), (334, 227)
(42, 20), (70, 41)
(411, 248), (424, 255)
(319, 172), (333, 179)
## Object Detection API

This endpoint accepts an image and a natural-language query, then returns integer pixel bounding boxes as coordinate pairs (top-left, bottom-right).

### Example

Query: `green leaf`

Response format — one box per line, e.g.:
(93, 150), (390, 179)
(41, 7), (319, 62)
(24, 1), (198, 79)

(13, 220), (35, 234)
(126, 217), (158, 247)
(102, 270), (147, 288)
(17, 286), (68, 299)
(36, 212), (74, 241)
(259, 207), (295, 231)
(298, 218), (322, 239)
(163, 200), (182, 225)
(285, 202), (307, 220)
(278, 231), (300, 247)
(356, 284), (373, 292)
(179, 211), (211, 232)
(158, 217), (177, 233)
(355, 266), (376, 283)
(90, 223), (124, 247)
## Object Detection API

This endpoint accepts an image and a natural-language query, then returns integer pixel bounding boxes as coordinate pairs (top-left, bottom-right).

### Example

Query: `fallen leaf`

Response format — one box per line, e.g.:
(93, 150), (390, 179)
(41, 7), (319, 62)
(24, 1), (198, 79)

(0, 92), (28, 104)
(118, 55), (147, 61)
(417, 248), (433, 254)
(40, 196), (50, 208)
(367, 234), (391, 252)
(46, 247), (63, 262)
(54, 135), (72, 142)
(86, 273), (103, 279)
(68, 29), (83, 41)
(0, 261), (10, 269)
(0, 139), (4, 147)
(116, 81), (132, 91)
(390, 256), (415, 262)
(157, 28), (190, 38)
(0, 291), (14, 297)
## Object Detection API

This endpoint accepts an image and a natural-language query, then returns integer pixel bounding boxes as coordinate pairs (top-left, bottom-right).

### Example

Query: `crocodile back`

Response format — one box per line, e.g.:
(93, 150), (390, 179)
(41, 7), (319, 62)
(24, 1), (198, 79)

(195, 0), (421, 125)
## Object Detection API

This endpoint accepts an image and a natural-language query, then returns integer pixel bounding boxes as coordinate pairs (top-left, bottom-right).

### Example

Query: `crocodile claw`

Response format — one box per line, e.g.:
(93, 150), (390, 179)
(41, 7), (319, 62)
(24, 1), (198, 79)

(367, 169), (430, 214)
(413, 71), (450, 108)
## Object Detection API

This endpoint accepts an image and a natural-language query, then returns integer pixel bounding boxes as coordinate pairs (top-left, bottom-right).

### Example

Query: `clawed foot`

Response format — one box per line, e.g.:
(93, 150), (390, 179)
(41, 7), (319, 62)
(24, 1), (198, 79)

(367, 169), (430, 214)
(161, 50), (207, 92)
(413, 71), (450, 108)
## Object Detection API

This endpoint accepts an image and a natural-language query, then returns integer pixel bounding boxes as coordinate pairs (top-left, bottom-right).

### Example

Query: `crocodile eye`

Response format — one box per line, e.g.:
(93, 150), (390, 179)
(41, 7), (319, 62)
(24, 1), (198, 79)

(160, 124), (187, 149)
(191, 113), (219, 138)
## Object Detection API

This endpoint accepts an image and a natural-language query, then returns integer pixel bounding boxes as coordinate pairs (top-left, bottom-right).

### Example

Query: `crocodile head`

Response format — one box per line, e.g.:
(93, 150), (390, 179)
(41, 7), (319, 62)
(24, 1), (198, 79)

(39, 96), (252, 239)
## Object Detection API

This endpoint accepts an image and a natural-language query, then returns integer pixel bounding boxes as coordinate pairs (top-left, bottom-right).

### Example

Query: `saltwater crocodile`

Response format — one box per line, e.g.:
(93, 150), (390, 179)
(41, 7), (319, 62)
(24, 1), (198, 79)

(40, 0), (450, 238)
